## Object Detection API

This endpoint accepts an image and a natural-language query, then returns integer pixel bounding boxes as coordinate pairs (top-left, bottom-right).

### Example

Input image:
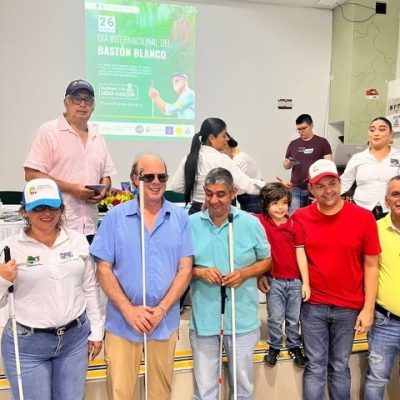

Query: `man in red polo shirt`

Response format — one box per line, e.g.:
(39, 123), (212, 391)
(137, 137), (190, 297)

(293, 159), (380, 400)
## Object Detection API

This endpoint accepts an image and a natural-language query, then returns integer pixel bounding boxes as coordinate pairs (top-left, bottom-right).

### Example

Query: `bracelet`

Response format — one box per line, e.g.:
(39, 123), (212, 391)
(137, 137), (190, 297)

(159, 304), (167, 317)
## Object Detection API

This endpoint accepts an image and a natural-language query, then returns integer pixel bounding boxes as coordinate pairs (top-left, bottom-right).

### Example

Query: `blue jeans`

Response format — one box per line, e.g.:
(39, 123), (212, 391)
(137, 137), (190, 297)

(1, 314), (90, 400)
(364, 310), (400, 399)
(290, 187), (309, 214)
(266, 277), (302, 349)
(190, 328), (260, 400)
(300, 303), (358, 400)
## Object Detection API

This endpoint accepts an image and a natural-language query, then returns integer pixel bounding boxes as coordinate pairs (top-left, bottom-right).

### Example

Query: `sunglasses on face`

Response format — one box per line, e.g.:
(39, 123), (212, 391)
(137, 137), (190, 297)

(140, 173), (169, 183)
(31, 205), (61, 213)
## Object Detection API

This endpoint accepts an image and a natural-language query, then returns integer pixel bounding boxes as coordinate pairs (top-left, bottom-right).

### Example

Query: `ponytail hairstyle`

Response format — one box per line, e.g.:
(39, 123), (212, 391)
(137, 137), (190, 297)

(183, 117), (227, 203)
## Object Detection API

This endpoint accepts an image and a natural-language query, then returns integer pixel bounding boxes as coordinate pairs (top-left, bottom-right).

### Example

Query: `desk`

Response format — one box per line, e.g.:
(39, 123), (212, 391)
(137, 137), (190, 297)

(0, 222), (23, 241)
(0, 205), (23, 240)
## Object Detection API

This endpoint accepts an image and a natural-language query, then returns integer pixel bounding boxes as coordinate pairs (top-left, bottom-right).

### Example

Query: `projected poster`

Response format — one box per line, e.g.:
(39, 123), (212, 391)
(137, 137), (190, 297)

(85, 1), (196, 140)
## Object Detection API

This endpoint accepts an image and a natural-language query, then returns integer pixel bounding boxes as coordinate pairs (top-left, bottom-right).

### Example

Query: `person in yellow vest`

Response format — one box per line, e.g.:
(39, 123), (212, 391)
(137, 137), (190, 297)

(364, 175), (400, 399)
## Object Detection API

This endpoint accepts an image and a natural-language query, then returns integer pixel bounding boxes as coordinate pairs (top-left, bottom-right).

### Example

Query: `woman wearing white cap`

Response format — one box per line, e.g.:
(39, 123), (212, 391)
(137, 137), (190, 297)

(0, 178), (103, 400)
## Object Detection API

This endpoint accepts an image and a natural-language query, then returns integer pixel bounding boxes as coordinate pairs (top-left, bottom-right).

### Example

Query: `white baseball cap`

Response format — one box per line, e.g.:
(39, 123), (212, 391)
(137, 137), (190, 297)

(308, 159), (340, 184)
(23, 178), (63, 212)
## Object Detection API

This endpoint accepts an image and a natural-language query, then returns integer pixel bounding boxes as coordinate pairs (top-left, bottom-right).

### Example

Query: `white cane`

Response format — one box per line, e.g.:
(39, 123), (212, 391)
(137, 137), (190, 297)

(139, 177), (148, 400)
(4, 246), (24, 400)
(218, 284), (227, 400)
(227, 213), (237, 400)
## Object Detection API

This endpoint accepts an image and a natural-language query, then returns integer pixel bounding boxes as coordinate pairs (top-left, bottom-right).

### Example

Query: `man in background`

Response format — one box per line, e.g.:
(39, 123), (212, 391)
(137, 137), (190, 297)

(148, 72), (195, 119)
(364, 175), (400, 399)
(283, 114), (332, 213)
(24, 79), (116, 243)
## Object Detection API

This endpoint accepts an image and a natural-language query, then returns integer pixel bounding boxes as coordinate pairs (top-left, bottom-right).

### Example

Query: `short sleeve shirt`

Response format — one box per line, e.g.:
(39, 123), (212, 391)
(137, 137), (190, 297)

(90, 198), (194, 342)
(189, 207), (270, 335)
(24, 115), (117, 235)
(285, 135), (332, 188)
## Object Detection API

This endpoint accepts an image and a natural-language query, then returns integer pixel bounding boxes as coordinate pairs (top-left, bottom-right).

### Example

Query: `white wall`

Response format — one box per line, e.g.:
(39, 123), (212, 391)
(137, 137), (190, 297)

(0, 0), (332, 190)
(397, 7), (400, 79)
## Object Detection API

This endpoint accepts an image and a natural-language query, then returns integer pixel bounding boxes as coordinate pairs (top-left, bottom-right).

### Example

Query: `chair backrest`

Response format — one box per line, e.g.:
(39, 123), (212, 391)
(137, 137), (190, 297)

(164, 190), (185, 203)
(0, 191), (23, 205)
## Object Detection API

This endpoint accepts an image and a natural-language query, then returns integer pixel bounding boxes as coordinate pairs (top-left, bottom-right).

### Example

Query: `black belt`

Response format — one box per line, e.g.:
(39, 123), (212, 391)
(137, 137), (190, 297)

(375, 304), (400, 322)
(17, 313), (86, 336)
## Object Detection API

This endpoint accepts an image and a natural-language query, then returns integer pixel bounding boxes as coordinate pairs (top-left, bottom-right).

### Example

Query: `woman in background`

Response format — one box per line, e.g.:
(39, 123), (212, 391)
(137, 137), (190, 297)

(171, 117), (264, 214)
(0, 178), (103, 400)
(224, 134), (263, 213)
(341, 117), (400, 219)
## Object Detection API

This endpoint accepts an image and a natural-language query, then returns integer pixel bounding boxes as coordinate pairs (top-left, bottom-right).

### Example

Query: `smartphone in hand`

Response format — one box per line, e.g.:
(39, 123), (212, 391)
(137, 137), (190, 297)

(85, 184), (107, 194)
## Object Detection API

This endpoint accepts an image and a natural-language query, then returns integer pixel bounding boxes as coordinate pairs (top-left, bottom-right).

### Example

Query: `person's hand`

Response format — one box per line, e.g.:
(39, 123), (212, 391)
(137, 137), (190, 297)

(257, 275), (270, 293)
(198, 268), (223, 285)
(88, 340), (103, 360)
(302, 283), (311, 302)
(354, 308), (374, 334)
(275, 177), (293, 189)
(122, 304), (154, 334)
(148, 88), (160, 101)
(0, 259), (17, 282)
(70, 184), (95, 201)
(222, 270), (245, 288)
(86, 187), (108, 204)
(146, 305), (166, 334)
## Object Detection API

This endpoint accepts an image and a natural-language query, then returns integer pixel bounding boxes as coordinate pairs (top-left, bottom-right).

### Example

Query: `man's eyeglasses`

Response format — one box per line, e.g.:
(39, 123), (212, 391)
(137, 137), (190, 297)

(388, 192), (400, 199)
(31, 205), (61, 213)
(68, 95), (94, 106)
(140, 173), (169, 183)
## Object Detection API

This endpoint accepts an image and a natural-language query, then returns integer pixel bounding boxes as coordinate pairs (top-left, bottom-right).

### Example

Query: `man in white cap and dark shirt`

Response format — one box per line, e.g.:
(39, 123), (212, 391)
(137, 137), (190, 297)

(24, 79), (116, 243)
(292, 159), (380, 400)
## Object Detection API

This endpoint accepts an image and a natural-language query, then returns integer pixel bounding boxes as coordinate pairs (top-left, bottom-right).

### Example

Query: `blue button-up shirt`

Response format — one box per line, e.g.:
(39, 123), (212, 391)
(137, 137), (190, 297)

(90, 198), (193, 342)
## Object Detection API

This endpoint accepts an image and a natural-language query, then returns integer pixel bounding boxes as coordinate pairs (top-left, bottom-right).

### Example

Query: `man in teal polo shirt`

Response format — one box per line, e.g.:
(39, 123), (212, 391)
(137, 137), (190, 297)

(189, 167), (271, 399)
